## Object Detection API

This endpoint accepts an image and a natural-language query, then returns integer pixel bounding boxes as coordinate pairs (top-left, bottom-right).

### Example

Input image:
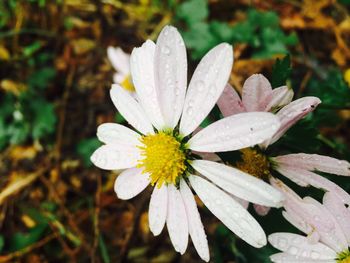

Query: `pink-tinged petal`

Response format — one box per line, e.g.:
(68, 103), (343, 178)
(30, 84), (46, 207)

(230, 195), (250, 209)
(166, 184), (189, 254)
(254, 204), (271, 216)
(180, 180), (210, 262)
(242, 74), (273, 111)
(274, 164), (350, 204)
(302, 197), (348, 252)
(269, 233), (337, 260)
(110, 85), (154, 135)
(130, 40), (165, 130)
(188, 112), (280, 152)
(154, 26), (187, 129)
(270, 252), (334, 263)
(107, 46), (130, 75)
(323, 192), (350, 243)
(274, 153), (350, 176)
(97, 123), (141, 146)
(217, 84), (246, 117)
(114, 168), (149, 200)
(192, 160), (284, 207)
(282, 211), (313, 235)
(267, 97), (321, 145)
(189, 175), (267, 248)
(91, 144), (140, 170)
(180, 44), (233, 136)
(265, 86), (294, 112)
(148, 185), (168, 236)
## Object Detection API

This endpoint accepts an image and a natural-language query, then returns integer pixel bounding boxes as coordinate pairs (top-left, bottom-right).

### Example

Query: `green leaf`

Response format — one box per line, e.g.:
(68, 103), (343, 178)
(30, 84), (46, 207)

(30, 100), (57, 140)
(9, 224), (47, 252)
(0, 235), (4, 253)
(23, 41), (42, 57)
(271, 54), (292, 88)
(28, 67), (56, 90)
(77, 138), (101, 167)
(99, 234), (111, 263)
(176, 0), (208, 25)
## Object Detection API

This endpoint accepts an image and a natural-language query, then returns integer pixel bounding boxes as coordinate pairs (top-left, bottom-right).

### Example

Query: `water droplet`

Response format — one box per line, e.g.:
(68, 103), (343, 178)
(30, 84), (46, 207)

(161, 46), (170, 55)
(187, 107), (193, 116)
(195, 80), (205, 92)
(175, 88), (180, 96)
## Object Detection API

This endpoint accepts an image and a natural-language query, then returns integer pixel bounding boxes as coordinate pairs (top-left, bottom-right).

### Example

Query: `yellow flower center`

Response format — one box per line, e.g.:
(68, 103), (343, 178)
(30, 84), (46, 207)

(236, 148), (271, 181)
(121, 75), (135, 92)
(337, 249), (350, 263)
(137, 132), (186, 188)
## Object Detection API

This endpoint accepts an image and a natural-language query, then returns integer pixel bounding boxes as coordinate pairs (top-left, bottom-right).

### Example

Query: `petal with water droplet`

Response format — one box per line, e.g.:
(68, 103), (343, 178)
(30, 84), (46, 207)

(166, 184), (189, 254)
(114, 168), (149, 200)
(149, 185), (168, 236)
(189, 175), (267, 248)
(130, 40), (165, 130)
(180, 43), (233, 136)
(265, 85), (294, 112)
(217, 83), (245, 117)
(180, 180), (210, 262)
(188, 112), (280, 152)
(154, 26), (187, 129)
(110, 85), (154, 135)
(242, 74), (272, 111)
(97, 123), (141, 146)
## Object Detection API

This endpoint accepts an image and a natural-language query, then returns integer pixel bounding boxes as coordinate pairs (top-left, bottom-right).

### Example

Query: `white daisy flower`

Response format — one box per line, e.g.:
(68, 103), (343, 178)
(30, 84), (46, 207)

(107, 46), (135, 93)
(92, 25), (284, 261)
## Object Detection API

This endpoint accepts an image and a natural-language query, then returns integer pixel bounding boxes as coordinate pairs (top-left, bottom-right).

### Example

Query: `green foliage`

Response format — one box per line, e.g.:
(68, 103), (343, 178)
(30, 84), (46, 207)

(77, 138), (101, 167)
(176, 0), (298, 59)
(271, 54), (292, 88)
(0, 53), (57, 149)
(99, 235), (111, 263)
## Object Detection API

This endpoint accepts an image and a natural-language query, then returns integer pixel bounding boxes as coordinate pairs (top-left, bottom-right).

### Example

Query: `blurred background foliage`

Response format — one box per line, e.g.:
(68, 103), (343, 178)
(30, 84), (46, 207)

(0, 0), (349, 262)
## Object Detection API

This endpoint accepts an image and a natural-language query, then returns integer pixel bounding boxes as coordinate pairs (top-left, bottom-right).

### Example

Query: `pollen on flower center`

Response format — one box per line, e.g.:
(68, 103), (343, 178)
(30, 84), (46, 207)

(121, 75), (135, 91)
(236, 148), (271, 181)
(137, 132), (186, 188)
(337, 249), (350, 263)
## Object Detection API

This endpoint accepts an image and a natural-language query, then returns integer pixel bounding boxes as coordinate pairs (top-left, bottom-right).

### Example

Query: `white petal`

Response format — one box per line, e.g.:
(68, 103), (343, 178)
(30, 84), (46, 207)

(110, 85), (154, 135)
(107, 46), (130, 75)
(91, 144), (140, 170)
(265, 86), (294, 112)
(130, 40), (165, 130)
(268, 97), (321, 145)
(149, 185), (168, 236)
(268, 233), (337, 260)
(180, 180), (210, 262)
(154, 26), (187, 129)
(270, 252), (335, 263)
(273, 153), (350, 176)
(192, 160), (283, 207)
(323, 192), (350, 243)
(114, 168), (150, 200)
(217, 83), (246, 117)
(189, 175), (267, 247)
(166, 184), (189, 254)
(188, 112), (280, 152)
(180, 43), (233, 136)
(97, 123), (141, 146)
(113, 72), (126, 84)
(242, 74), (272, 111)
(254, 204), (271, 216)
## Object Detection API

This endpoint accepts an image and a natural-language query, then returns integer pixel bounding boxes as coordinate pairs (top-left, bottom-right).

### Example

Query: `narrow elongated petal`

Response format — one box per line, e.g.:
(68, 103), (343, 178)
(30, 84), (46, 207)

(267, 97), (321, 145)
(189, 175), (267, 247)
(188, 112), (280, 152)
(192, 160), (283, 207)
(242, 74), (272, 111)
(107, 47), (130, 75)
(180, 180), (210, 262)
(269, 233), (337, 260)
(217, 84), (245, 117)
(130, 40), (165, 130)
(265, 86), (294, 112)
(273, 153), (350, 176)
(90, 144), (140, 170)
(323, 192), (350, 243)
(180, 44), (233, 136)
(114, 168), (149, 200)
(270, 253), (334, 263)
(149, 185), (168, 236)
(167, 184), (188, 254)
(97, 123), (141, 146)
(110, 85), (154, 134)
(154, 26), (187, 129)
(274, 165), (350, 204)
